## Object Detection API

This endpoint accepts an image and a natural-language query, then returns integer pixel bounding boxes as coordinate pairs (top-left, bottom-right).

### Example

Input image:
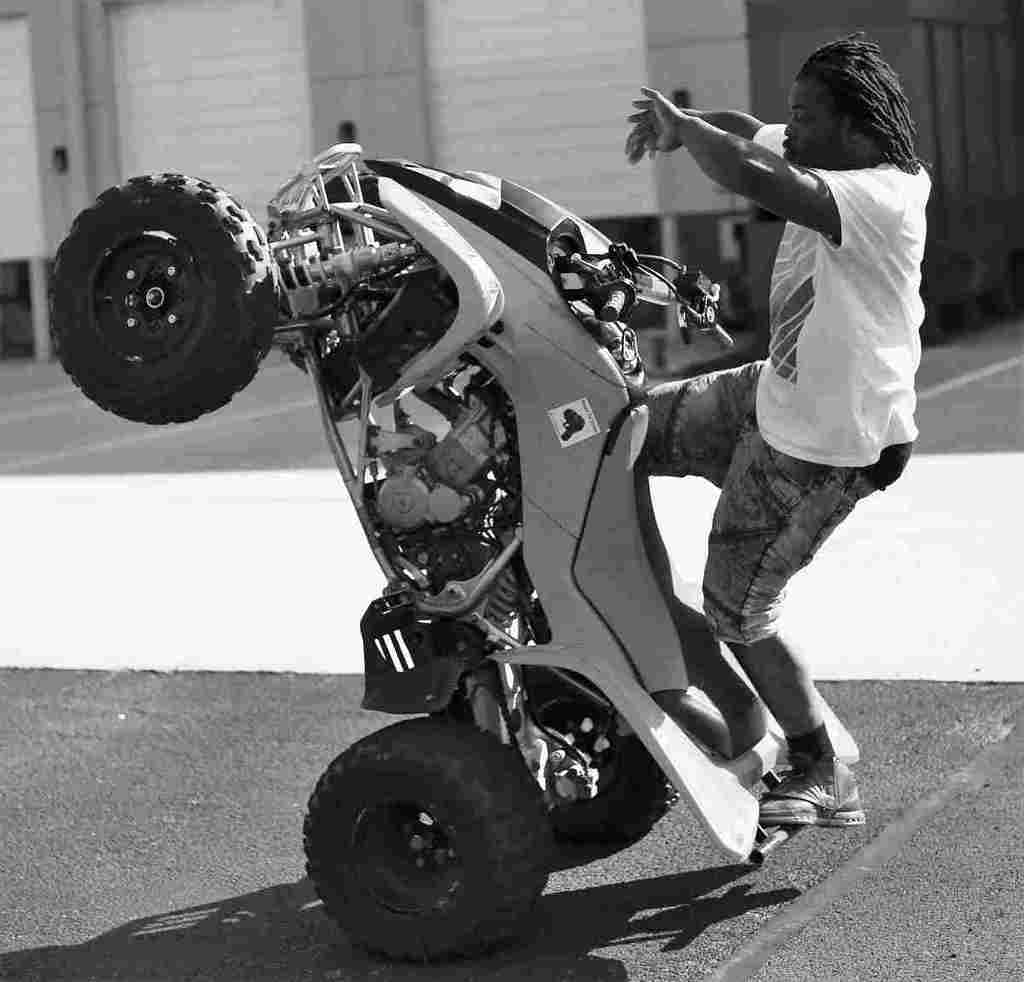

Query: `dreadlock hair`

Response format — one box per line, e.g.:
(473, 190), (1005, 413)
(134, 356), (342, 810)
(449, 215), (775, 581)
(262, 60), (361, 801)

(798, 33), (922, 174)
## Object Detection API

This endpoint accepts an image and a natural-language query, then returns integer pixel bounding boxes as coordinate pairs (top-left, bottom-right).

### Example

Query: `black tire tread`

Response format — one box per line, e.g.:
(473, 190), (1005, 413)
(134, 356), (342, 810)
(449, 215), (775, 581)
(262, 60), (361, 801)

(303, 717), (552, 961)
(50, 173), (278, 424)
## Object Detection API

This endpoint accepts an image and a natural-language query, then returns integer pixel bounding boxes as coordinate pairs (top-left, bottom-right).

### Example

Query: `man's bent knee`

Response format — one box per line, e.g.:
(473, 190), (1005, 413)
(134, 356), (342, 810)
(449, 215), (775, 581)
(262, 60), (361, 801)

(703, 594), (781, 647)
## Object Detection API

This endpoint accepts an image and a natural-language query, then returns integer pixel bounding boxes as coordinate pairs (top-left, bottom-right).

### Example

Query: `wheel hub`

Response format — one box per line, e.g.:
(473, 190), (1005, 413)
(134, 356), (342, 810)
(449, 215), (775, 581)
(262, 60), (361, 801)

(353, 801), (463, 914)
(536, 701), (618, 794)
(92, 233), (198, 362)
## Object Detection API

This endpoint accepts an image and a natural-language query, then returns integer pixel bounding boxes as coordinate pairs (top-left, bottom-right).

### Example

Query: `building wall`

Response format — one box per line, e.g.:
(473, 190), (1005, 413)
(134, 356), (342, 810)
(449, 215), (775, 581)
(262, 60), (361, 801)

(302, 0), (430, 162)
(28, 3), (1019, 279)
(10, 0), (760, 252)
(643, 0), (751, 217)
(422, 0), (657, 220)
(0, 0), (67, 258)
(746, 0), (1024, 316)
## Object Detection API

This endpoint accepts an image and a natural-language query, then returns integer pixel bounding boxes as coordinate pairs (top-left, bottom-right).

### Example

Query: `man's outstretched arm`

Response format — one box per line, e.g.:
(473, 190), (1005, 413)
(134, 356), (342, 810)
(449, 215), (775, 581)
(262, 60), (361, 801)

(680, 108), (765, 141)
(626, 87), (839, 243)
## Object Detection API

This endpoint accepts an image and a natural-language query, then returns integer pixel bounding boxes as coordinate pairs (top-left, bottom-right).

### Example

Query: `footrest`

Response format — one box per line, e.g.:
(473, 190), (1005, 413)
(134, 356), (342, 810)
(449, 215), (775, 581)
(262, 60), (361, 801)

(748, 822), (803, 865)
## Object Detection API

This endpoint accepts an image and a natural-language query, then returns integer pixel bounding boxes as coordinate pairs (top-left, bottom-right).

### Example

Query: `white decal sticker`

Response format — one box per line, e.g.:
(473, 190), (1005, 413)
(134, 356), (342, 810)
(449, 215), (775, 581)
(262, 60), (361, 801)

(548, 398), (601, 448)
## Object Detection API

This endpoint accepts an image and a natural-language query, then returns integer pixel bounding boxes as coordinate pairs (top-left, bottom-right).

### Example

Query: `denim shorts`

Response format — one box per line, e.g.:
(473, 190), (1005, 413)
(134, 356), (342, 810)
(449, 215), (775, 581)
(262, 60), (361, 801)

(639, 361), (877, 645)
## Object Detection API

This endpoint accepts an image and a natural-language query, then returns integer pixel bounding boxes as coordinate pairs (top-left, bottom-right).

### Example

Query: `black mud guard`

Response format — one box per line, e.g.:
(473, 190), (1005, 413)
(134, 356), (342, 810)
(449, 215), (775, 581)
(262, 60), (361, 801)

(360, 595), (485, 714)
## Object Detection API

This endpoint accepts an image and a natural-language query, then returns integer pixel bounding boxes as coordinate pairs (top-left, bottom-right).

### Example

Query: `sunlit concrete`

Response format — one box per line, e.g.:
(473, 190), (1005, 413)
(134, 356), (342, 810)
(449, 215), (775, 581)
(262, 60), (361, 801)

(1, 451), (1020, 680)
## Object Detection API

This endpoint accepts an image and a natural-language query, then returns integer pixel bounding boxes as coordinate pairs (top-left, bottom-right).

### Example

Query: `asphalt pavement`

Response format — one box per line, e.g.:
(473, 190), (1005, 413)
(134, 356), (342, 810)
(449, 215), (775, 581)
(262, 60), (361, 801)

(1, 315), (1023, 980)
(1, 672), (1022, 982)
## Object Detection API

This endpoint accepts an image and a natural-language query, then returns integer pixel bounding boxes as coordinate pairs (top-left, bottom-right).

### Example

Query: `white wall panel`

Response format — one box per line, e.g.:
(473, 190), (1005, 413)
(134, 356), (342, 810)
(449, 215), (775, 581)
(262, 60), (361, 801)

(644, 0), (747, 44)
(425, 0), (657, 218)
(648, 38), (752, 214)
(0, 16), (45, 259)
(110, 0), (313, 223)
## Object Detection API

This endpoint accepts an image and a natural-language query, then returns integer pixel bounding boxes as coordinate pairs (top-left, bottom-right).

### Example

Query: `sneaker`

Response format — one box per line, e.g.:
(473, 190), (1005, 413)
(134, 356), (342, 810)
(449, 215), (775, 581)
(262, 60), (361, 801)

(759, 756), (866, 827)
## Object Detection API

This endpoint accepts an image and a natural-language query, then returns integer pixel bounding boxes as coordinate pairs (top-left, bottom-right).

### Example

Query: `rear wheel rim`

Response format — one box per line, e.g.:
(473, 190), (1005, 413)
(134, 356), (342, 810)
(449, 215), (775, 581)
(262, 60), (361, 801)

(535, 698), (620, 795)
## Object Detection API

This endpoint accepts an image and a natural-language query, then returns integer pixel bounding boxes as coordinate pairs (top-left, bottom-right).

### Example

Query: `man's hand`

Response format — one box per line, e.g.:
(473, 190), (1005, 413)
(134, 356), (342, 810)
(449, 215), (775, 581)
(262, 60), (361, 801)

(625, 87), (686, 164)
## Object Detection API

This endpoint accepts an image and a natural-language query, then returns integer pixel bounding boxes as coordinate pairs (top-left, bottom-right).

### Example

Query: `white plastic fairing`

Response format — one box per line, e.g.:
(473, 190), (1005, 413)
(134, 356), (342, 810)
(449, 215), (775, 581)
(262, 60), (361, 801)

(373, 178), (505, 407)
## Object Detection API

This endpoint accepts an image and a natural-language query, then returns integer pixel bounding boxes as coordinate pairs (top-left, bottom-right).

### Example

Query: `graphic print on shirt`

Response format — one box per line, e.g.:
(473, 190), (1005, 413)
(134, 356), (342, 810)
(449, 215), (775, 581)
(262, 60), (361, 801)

(768, 228), (817, 384)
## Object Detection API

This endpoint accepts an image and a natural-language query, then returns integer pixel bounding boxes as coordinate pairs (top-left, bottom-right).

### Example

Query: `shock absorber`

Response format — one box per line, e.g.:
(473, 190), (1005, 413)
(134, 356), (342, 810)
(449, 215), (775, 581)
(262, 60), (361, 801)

(485, 566), (520, 625)
(277, 241), (419, 293)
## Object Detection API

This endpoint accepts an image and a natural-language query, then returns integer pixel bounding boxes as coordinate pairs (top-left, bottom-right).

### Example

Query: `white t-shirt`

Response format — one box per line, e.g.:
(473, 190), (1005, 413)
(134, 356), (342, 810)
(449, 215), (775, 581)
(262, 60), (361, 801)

(751, 124), (931, 466)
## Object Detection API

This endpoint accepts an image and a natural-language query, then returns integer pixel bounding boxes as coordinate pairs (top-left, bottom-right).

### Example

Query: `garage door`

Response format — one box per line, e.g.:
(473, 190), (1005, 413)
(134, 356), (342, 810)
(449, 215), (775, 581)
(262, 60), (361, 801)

(110, 0), (313, 224)
(0, 16), (45, 260)
(425, 0), (656, 220)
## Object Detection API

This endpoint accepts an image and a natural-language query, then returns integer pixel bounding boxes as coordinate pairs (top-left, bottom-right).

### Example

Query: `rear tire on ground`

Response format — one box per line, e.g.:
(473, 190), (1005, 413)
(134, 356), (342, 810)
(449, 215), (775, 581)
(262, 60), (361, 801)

(303, 717), (553, 961)
(50, 174), (280, 424)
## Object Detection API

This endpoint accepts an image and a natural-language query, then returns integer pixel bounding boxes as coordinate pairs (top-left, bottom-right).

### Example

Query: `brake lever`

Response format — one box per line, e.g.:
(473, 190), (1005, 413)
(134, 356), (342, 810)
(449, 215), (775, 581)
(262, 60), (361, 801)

(674, 269), (734, 347)
(707, 321), (735, 347)
(677, 304), (693, 345)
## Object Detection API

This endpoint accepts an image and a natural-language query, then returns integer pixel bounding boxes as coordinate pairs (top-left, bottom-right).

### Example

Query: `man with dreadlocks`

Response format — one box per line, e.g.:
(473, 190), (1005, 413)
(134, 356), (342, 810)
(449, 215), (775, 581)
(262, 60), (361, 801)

(624, 34), (929, 828)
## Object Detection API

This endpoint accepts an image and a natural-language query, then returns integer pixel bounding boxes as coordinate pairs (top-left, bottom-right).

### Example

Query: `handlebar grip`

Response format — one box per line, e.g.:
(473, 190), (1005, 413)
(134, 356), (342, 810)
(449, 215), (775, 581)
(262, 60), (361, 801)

(599, 289), (628, 322)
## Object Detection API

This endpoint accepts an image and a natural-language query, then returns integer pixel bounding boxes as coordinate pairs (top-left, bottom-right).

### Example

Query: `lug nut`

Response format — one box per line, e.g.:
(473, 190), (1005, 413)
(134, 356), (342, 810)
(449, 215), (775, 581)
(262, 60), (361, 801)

(580, 717), (595, 733)
(167, 313), (178, 325)
(126, 317), (137, 328)
(166, 266), (177, 277)
(126, 270), (137, 281)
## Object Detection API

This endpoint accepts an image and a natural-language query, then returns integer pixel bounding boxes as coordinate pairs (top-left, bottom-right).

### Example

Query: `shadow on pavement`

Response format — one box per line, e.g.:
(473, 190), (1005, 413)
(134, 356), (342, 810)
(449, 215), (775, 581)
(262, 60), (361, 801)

(0, 866), (797, 981)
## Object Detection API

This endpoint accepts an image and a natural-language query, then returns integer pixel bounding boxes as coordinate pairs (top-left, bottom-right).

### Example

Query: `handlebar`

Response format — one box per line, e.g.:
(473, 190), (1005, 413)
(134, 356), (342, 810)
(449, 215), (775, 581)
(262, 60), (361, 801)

(599, 288), (629, 322)
(546, 224), (734, 349)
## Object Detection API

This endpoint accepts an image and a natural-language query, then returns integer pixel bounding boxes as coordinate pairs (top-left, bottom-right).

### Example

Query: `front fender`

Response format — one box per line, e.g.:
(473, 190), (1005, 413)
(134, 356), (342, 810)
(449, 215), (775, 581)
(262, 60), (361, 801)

(360, 596), (484, 714)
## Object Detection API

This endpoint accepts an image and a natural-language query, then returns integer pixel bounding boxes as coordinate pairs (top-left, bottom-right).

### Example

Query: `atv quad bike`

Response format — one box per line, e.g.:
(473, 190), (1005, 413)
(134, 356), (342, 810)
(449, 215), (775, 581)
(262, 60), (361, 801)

(50, 144), (860, 961)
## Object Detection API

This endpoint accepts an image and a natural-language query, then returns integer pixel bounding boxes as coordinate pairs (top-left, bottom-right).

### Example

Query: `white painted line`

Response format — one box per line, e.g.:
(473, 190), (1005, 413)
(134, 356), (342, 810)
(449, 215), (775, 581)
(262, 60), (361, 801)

(917, 354), (1023, 402)
(0, 358), (297, 425)
(0, 397), (94, 427)
(0, 394), (318, 473)
(0, 382), (77, 407)
(707, 712), (1021, 982)
(131, 907), (221, 937)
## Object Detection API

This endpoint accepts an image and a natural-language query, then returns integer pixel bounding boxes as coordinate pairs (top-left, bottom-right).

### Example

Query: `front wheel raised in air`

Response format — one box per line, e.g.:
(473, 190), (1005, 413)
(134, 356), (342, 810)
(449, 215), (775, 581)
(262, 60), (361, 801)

(50, 174), (280, 424)
(303, 717), (553, 961)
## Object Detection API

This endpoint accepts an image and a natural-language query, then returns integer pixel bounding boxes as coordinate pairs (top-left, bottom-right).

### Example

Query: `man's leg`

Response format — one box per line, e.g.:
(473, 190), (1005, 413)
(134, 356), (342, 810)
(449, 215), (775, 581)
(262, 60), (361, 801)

(635, 466), (766, 756)
(730, 632), (863, 827)
(703, 432), (874, 826)
(638, 363), (769, 757)
(725, 632), (823, 740)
